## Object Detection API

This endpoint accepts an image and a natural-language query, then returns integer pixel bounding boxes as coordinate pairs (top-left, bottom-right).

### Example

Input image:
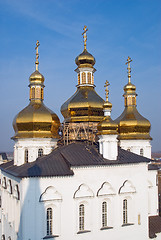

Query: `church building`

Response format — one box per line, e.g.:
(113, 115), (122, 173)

(0, 27), (160, 240)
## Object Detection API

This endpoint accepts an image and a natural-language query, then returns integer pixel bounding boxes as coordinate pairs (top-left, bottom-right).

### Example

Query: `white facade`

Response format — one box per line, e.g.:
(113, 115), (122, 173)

(13, 138), (58, 166)
(0, 161), (159, 240)
(98, 135), (118, 160)
(119, 139), (152, 159)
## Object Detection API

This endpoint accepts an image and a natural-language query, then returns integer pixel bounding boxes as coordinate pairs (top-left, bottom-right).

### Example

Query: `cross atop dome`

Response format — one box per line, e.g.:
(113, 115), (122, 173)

(35, 40), (40, 71)
(104, 80), (110, 102)
(82, 25), (88, 50)
(125, 56), (132, 83)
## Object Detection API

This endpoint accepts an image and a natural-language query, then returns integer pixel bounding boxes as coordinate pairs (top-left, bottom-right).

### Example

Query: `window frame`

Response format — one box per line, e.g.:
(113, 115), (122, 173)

(123, 199), (128, 225)
(24, 149), (28, 163)
(46, 207), (53, 236)
(102, 201), (108, 228)
(38, 148), (43, 158)
(79, 204), (85, 231)
(140, 148), (144, 156)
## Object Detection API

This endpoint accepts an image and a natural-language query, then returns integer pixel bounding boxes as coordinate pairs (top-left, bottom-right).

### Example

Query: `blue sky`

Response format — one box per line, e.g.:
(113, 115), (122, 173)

(0, 0), (160, 152)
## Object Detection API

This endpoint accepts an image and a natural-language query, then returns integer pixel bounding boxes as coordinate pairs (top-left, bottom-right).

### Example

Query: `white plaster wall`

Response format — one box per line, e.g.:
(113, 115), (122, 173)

(119, 139), (151, 159)
(14, 138), (58, 166)
(98, 135), (118, 160)
(148, 169), (158, 216)
(0, 171), (21, 240)
(0, 163), (158, 240)
(156, 232), (161, 239)
(18, 163), (151, 240)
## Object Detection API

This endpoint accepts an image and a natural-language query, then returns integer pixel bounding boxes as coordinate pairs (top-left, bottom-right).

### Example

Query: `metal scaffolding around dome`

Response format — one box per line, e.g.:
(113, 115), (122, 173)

(61, 26), (104, 144)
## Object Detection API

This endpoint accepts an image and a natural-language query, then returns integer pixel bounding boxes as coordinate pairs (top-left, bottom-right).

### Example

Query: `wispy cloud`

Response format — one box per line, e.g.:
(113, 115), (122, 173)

(1, 0), (80, 37)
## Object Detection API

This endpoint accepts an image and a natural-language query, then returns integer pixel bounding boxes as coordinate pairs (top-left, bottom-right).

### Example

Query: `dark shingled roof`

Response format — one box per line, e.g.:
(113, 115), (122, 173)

(149, 215), (161, 238)
(0, 143), (150, 178)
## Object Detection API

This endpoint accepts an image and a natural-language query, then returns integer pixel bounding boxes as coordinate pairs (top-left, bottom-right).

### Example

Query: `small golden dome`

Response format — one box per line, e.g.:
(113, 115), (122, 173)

(75, 49), (96, 68)
(124, 82), (136, 92)
(103, 101), (112, 109)
(97, 117), (118, 135)
(29, 70), (44, 84)
(97, 81), (118, 135)
(12, 102), (60, 139)
(61, 86), (104, 122)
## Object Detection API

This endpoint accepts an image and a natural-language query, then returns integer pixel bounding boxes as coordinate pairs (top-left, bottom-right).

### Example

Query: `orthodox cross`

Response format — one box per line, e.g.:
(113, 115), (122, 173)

(125, 56), (132, 83)
(35, 40), (40, 71)
(104, 80), (110, 102)
(82, 26), (88, 50)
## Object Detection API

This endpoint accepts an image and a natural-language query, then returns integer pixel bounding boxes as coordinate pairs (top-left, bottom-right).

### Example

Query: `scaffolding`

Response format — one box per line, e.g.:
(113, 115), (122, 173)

(61, 121), (99, 145)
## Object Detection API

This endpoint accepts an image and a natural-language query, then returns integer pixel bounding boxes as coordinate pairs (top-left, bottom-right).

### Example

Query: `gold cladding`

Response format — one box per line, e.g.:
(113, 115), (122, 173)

(12, 40), (60, 139)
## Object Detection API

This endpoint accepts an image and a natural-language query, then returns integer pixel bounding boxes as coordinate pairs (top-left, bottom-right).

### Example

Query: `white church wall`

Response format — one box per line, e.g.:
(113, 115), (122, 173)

(119, 139), (152, 159)
(0, 171), (21, 240)
(14, 138), (57, 166)
(98, 135), (118, 160)
(0, 161), (157, 240)
(13, 162), (152, 240)
(148, 169), (158, 216)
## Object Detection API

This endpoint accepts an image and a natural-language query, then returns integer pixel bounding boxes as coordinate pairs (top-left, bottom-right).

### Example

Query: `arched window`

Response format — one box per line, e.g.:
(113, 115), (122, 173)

(132, 96), (136, 105)
(8, 180), (12, 194)
(47, 208), (53, 236)
(1, 235), (5, 240)
(31, 87), (35, 99)
(127, 148), (131, 152)
(140, 148), (144, 156)
(82, 72), (86, 84)
(123, 199), (128, 224)
(14, 185), (20, 200)
(8, 237), (11, 240)
(79, 204), (85, 231)
(87, 72), (91, 84)
(24, 149), (28, 163)
(102, 201), (107, 227)
(38, 148), (43, 157)
(2, 177), (7, 189)
(41, 88), (44, 100)
(35, 86), (41, 99)
(78, 73), (80, 85)
(92, 74), (94, 84)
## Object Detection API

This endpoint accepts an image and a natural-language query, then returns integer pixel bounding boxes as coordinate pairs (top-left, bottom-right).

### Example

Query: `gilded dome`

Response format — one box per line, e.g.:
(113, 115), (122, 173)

(12, 40), (60, 139)
(97, 116), (118, 135)
(61, 86), (104, 122)
(97, 81), (118, 135)
(12, 101), (60, 139)
(124, 82), (136, 92)
(115, 56), (151, 140)
(115, 106), (151, 140)
(29, 70), (44, 84)
(75, 49), (96, 68)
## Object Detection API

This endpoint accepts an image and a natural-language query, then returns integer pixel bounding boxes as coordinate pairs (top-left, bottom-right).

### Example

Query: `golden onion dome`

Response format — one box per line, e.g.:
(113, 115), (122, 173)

(12, 102), (60, 139)
(61, 86), (104, 122)
(75, 49), (96, 68)
(12, 40), (60, 139)
(97, 81), (118, 135)
(29, 70), (44, 84)
(97, 117), (118, 135)
(115, 106), (151, 140)
(115, 56), (151, 140)
(124, 82), (136, 92)
(61, 26), (104, 123)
